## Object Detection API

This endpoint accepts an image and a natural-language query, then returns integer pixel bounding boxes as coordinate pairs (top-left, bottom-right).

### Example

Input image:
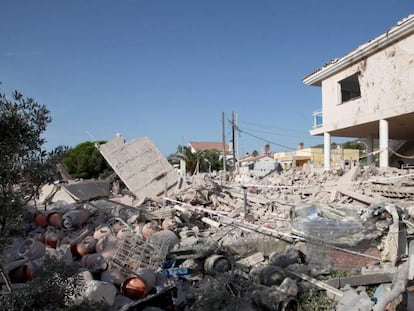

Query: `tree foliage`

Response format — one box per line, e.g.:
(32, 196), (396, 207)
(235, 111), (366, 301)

(341, 141), (365, 151)
(0, 256), (110, 311)
(0, 88), (67, 235)
(61, 141), (112, 179)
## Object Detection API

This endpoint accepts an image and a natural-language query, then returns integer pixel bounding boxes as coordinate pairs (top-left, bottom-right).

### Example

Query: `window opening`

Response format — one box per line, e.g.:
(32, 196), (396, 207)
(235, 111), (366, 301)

(339, 73), (361, 103)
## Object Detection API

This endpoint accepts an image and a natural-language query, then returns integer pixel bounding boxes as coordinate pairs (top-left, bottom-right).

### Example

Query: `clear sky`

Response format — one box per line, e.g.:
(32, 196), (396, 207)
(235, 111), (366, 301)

(1, 1), (413, 156)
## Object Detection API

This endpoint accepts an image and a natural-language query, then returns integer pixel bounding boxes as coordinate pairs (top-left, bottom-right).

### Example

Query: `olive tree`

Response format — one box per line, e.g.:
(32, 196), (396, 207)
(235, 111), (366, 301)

(0, 87), (66, 235)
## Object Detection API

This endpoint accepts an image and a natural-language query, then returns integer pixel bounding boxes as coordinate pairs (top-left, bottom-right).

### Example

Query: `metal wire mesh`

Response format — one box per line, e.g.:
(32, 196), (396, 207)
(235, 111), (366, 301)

(111, 234), (170, 274)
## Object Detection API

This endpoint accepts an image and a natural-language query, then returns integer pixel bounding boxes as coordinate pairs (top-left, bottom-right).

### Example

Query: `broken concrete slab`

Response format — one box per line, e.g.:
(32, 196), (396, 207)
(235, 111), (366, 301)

(63, 180), (110, 202)
(339, 166), (361, 183)
(326, 272), (394, 288)
(37, 183), (77, 205)
(381, 204), (407, 264)
(336, 189), (377, 205)
(98, 135), (181, 201)
(236, 252), (265, 268)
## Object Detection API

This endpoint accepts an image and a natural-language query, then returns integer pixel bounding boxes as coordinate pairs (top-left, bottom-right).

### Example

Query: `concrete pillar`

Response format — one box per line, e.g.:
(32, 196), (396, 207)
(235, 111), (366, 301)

(379, 119), (389, 168)
(180, 159), (186, 176)
(324, 132), (331, 170)
(366, 136), (374, 166)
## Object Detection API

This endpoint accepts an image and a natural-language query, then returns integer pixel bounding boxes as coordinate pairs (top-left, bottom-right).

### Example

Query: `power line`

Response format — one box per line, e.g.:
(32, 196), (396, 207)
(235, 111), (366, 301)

(239, 120), (306, 133)
(229, 119), (297, 151)
(240, 129), (297, 150)
(240, 125), (314, 139)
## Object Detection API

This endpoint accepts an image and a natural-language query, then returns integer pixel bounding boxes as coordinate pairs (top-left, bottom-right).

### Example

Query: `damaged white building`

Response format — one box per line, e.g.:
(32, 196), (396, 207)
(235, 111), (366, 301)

(303, 14), (414, 170)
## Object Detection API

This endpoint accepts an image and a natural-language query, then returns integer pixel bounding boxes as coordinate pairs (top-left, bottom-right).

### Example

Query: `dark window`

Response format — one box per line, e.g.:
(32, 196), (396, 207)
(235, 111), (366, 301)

(339, 73), (361, 103)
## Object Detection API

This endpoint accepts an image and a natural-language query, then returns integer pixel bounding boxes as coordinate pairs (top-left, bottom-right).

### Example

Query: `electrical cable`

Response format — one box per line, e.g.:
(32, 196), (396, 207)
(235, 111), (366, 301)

(236, 126), (297, 151)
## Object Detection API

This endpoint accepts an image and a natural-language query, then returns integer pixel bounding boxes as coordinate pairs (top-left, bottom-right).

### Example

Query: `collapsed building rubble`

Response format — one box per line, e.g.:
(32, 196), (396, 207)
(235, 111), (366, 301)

(2, 136), (414, 310)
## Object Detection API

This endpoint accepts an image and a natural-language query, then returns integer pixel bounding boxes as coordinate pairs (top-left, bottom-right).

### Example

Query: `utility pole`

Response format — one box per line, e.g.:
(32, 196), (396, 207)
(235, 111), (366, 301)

(232, 111), (236, 170)
(236, 112), (240, 168)
(222, 112), (226, 182)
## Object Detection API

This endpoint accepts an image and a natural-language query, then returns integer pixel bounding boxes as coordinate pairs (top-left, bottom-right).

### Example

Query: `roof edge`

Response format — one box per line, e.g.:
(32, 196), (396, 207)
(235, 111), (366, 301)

(303, 14), (414, 86)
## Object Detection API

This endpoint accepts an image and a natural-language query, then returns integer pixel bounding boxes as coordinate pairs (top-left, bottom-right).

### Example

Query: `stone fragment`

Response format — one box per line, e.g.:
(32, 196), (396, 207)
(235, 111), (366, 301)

(98, 135), (180, 201)
(336, 285), (374, 311)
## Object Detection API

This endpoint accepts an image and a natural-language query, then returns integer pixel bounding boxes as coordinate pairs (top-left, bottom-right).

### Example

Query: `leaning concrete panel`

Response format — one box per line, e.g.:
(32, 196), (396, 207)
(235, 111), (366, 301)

(98, 135), (180, 200)
(63, 180), (110, 202)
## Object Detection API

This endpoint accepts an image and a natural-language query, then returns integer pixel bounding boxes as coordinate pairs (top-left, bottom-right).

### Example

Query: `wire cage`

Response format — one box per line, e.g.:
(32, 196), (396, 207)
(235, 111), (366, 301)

(111, 234), (170, 275)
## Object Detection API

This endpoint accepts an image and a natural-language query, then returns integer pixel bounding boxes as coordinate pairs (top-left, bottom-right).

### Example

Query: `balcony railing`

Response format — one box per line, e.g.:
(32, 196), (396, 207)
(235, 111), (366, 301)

(312, 110), (323, 129)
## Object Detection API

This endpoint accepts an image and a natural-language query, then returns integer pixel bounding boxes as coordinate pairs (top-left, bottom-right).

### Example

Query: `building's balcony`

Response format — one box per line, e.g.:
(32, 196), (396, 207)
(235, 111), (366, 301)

(312, 110), (323, 129)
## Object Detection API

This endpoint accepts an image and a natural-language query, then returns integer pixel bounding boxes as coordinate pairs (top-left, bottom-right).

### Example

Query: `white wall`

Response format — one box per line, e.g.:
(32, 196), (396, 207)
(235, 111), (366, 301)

(317, 34), (414, 134)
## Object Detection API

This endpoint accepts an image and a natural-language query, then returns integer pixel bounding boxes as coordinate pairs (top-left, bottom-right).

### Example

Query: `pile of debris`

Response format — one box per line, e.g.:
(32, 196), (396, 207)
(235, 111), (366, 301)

(2, 135), (414, 311)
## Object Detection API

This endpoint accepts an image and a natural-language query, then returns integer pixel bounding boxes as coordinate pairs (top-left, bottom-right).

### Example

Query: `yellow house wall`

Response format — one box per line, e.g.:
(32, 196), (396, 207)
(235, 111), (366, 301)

(273, 148), (360, 168)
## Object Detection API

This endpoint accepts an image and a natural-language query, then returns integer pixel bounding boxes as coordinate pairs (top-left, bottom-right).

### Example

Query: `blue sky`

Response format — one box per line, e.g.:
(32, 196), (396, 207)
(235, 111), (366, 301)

(1, 1), (412, 156)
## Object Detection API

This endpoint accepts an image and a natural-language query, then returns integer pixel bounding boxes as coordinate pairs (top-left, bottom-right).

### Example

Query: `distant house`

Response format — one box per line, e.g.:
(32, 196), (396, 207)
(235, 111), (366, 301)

(187, 141), (233, 170)
(188, 141), (231, 154)
(273, 144), (360, 169)
(239, 153), (274, 165)
(238, 144), (282, 177)
(303, 14), (414, 169)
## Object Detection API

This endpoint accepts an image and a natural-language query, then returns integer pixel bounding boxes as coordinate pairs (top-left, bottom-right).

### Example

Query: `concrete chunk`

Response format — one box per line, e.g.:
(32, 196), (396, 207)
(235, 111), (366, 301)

(63, 180), (110, 202)
(98, 135), (180, 200)
(337, 189), (376, 205)
(236, 252), (265, 267)
(326, 272), (394, 288)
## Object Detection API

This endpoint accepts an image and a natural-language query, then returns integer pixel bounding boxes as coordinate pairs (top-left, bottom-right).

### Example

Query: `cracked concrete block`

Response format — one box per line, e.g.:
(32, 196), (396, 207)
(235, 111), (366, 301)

(236, 252), (265, 268)
(336, 286), (374, 311)
(98, 135), (180, 201)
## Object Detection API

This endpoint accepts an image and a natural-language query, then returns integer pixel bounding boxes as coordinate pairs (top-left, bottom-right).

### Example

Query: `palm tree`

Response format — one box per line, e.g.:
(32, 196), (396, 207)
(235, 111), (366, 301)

(203, 149), (223, 172)
(167, 146), (226, 174)
(168, 145), (199, 175)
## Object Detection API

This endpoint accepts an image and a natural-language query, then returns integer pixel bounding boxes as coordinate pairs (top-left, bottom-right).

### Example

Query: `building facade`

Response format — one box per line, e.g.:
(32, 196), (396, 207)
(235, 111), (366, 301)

(303, 15), (414, 169)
